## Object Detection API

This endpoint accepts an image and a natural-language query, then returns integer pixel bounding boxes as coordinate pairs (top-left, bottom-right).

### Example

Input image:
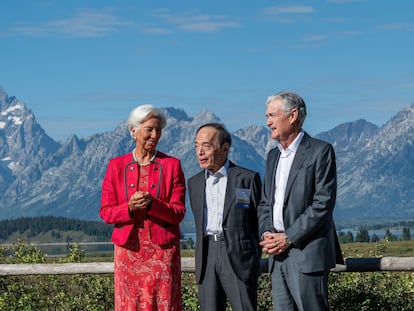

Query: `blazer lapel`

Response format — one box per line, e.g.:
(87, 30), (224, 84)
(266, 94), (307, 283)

(268, 150), (280, 195)
(284, 133), (310, 203)
(192, 173), (206, 231)
(222, 162), (238, 223)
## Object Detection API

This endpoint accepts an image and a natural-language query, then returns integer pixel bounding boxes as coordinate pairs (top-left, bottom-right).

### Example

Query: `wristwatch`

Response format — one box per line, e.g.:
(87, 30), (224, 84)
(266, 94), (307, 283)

(285, 235), (292, 246)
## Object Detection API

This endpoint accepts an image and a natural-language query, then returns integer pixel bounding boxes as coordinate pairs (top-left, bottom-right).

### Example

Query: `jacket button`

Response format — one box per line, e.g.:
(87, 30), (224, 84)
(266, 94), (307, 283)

(129, 166), (134, 170)
(130, 184), (135, 188)
(150, 184), (155, 188)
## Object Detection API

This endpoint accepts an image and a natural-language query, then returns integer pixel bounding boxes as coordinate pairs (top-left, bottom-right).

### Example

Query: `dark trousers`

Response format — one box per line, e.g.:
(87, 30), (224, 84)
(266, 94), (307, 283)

(271, 256), (329, 311)
(198, 235), (258, 311)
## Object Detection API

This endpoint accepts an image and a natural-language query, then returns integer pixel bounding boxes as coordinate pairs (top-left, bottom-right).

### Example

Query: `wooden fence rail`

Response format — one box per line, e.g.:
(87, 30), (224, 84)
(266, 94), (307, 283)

(1, 257), (413, 276)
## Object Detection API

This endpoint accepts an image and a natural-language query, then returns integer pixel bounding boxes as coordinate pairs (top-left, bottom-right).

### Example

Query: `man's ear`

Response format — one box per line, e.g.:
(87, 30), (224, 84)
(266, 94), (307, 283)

(222, 142), (230, 153)
(289, 108), (299, 124)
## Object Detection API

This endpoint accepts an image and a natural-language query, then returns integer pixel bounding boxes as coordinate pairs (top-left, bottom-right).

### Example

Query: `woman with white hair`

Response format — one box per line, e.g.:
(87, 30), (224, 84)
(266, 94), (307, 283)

(100, 104), (186, 310)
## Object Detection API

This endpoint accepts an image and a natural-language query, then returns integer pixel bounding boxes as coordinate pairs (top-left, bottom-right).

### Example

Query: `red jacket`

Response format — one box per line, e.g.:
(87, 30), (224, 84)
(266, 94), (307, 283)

(100, 151), (186, 247)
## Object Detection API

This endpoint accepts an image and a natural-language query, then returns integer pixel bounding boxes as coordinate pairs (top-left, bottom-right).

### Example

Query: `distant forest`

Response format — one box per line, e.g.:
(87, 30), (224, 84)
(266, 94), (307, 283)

(1, 216), (413, 244)
(0, 216), (112, 241)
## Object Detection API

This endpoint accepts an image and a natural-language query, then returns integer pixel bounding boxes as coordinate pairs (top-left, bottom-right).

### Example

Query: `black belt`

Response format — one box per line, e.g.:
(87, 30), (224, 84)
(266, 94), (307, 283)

(206, 233), (224, 242)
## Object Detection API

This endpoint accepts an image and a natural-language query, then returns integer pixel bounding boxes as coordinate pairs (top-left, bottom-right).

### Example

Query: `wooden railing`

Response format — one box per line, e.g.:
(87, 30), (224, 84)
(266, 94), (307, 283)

(1, 257), (413, 276)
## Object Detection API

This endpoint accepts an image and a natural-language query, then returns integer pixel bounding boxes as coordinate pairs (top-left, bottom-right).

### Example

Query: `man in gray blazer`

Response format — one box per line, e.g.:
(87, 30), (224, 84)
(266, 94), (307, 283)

(188, 123), (262, 311)
(258, 92), (344, 311)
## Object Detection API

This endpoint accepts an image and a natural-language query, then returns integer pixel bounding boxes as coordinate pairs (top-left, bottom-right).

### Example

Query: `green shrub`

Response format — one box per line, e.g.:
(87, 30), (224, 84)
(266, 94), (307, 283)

(329, 271), (414, 311)
(1, 241), (414, 310)
(182, 273), (199, 310)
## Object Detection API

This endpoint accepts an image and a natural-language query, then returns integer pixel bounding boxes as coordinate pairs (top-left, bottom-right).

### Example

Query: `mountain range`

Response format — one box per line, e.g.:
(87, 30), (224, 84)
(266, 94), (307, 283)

(1, 86), (413, 228)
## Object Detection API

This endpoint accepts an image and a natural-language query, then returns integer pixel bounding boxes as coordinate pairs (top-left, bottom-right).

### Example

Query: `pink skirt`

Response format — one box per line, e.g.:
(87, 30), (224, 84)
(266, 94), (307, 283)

(114, 219), (182, 311)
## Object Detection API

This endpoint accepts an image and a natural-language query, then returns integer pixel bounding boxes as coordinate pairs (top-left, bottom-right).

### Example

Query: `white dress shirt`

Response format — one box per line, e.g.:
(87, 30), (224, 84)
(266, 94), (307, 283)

(273, 132), (304, 231)
(204, 160), (229, 235)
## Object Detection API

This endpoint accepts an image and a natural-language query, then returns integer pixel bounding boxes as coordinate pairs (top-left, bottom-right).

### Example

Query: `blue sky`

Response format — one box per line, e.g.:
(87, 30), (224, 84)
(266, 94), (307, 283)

(1, 0), (413, 141)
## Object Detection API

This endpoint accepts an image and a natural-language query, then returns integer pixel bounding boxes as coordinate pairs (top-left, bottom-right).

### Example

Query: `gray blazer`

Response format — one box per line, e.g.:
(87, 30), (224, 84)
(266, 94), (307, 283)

(258, 132), (344, 273)
(188, 161), (262, 283)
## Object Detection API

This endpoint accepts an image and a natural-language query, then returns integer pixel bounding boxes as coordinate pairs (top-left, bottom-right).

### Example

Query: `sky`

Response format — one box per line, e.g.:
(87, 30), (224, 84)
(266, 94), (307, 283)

(1, 0), (414, 141)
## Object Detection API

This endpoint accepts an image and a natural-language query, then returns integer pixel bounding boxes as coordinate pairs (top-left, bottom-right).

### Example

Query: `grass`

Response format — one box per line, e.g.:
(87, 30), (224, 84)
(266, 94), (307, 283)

(340, 240), (414, 257)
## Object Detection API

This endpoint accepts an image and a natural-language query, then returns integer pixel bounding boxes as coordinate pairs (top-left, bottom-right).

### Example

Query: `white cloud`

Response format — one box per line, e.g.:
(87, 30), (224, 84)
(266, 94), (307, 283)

(302, 34), (328, 42)
(398, 82), (414, 90)
(262, 5), (314, 15)
(142, 26), (171, 35)
(379, 23), (414, 32)
(145, 9), (240, 34)
(11, 8), (132, 38)
(336, 30), (362, 39)
(178, 20), (239, 33)
(327, 0), (367, 3)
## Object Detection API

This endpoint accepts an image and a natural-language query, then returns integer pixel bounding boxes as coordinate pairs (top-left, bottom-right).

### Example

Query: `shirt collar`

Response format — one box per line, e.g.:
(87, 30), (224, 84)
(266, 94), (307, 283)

(277, 131), (304, 155)
(204, 159), (229, 180)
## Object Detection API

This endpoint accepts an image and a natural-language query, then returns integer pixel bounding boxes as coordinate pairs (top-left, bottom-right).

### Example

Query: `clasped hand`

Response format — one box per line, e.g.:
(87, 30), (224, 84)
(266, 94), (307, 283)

(260, 232), (290, 255)
(128, 191), (153, 212)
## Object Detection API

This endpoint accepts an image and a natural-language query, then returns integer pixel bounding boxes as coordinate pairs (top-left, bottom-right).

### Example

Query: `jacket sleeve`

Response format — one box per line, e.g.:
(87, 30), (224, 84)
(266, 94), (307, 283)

(249, 171), (262, 209)
(258, 149), (277, 238)
(100, 159), (133, 225)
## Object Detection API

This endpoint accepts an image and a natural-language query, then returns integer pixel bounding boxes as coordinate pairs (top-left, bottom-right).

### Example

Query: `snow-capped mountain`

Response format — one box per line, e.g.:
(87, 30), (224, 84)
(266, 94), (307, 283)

(331, 104), (414, 219)
(0, 87), (264, 221)
(1, 86), (414, 224)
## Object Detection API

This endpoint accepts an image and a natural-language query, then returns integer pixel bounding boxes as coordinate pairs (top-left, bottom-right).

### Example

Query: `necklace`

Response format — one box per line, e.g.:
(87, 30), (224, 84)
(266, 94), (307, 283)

(133, 150), (157, 166)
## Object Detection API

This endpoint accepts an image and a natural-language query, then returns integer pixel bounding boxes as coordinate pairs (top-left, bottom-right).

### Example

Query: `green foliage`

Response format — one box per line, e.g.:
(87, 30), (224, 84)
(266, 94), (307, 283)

(371, 234), (380, 242)
(355, 229), (370, 242)
(329, 239), (414, 310)
(58, 243), (86, 263)
(0, 242), (113, 310)
(180, 272), (274, 311)
(257, 274), (273, 310)
(0, 216), (112, 242)
(384, 229), (398, 241)
(402, 227), (411, 241)
(337, 220), (414, 244)
(0, 240), (46, 264)
(0, 274), (114, 311)
(1, 241), (414, 310)
(329, 272), (414, 311)
(181, 273), (199, 310)
(181, 238), (195, 250)
(339, 231), (355, 243)
(341, 239), (414, 257)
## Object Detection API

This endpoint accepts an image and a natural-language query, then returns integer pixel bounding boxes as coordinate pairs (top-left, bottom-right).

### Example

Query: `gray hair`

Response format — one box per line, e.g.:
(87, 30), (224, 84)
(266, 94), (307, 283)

(127, 104), (166, 135)
(266, 91), (307, 127)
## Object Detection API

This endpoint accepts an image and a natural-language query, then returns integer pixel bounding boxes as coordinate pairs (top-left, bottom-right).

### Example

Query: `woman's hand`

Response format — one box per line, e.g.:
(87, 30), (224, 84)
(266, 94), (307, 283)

(128, 191), (153, 212)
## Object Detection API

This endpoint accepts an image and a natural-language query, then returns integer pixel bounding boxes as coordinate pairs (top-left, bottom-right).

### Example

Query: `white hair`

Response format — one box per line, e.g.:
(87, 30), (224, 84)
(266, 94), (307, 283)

(127, 104), (166, 136)
(266, 91), (307, 127)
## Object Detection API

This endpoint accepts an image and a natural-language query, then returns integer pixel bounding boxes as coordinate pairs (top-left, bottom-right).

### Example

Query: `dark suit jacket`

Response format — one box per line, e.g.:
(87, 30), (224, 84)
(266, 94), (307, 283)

(188, 161), (262, 283)
(258, 133), (344, 273)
